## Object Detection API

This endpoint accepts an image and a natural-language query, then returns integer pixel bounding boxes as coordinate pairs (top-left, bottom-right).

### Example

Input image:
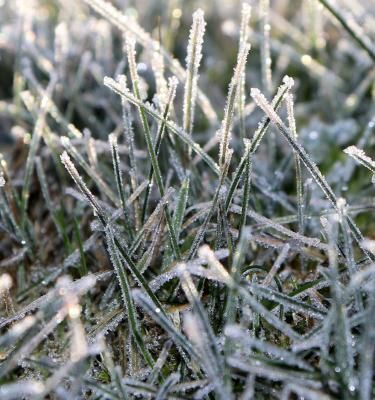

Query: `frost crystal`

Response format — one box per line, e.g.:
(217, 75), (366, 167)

(250, 88), (283, 126)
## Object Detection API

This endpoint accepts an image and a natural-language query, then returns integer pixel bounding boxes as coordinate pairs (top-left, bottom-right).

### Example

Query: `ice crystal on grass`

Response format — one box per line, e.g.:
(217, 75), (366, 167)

(344, 145), (375, 175)
(60, 151), (105, 222)
(238, 3), (251, 139)
(286, 92), (304, 238)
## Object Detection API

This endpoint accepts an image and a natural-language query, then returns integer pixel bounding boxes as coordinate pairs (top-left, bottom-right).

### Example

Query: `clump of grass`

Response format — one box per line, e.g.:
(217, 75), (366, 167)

(0, 0), (374, 399)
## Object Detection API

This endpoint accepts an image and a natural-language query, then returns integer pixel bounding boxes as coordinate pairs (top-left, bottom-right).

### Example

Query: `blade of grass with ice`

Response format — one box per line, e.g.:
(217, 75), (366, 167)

(183, 9), (205, 160)
(344, 145), (375, 175)
(61, 136), (117, 204)
(224, 76), (293, 212)
(317, 0), (375, 61)
(119, 74), (141, 230)
(238, 3), (251, 139)
(218, 43), (250, 169)
(238, 139), (252, 237)
(263, 243), (289, 286)
(286, 93), (304, 235)
(259, 0), (272, 93)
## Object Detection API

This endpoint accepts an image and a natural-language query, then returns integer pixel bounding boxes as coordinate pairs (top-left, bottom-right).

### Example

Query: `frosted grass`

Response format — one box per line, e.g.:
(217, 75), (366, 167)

(1, 1), (375, 397)
(238, 3), (251, 139)
(250, 86), (375, 262)
(83, 0), (218, 124)
(218, 43), (250, 168)
(105, 225), (154, 367)
(109, 133), (133, 239)
(259, 0), (272, 93)
(104, 76), (220, 176)
(344, 145), (375, 175)
(286, 93), (304, 236)
(183, 9), (205, 160)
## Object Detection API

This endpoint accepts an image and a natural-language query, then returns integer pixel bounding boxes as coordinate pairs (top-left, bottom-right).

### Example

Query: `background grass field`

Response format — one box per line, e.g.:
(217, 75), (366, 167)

(0, 0), (374, 398)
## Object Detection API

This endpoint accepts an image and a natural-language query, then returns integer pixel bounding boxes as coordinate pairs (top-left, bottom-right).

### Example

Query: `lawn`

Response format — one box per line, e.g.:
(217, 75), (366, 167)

(0, 0), (374, 398)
